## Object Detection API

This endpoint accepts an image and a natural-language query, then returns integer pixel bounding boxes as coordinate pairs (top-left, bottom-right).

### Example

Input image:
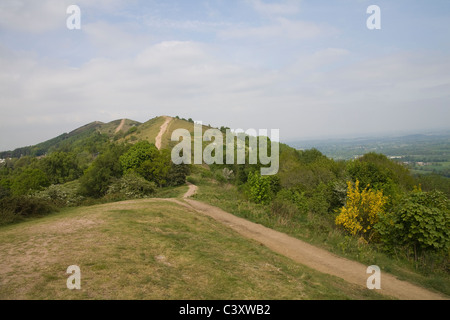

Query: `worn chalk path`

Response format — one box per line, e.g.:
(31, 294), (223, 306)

(155, 116), (172, 150)
(178, 184), (447, 300)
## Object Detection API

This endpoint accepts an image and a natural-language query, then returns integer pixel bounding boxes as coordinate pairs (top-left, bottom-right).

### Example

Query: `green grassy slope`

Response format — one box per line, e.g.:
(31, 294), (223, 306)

(0, 199), (386, 300)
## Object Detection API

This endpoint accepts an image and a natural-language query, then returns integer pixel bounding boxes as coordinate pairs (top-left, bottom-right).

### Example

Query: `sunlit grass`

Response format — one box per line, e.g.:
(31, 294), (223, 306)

(0, 199), (386, 300)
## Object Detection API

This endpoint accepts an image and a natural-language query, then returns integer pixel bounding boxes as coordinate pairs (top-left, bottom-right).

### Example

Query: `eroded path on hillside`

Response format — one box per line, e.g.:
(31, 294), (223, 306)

(179, 184), (447, 300)
(155, 116), (172, 150)
(115, 119), (126, 134)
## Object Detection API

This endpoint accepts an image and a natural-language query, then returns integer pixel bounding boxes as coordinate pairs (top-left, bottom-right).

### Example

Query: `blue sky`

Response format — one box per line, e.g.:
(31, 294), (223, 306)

(1, 0), (449, 151)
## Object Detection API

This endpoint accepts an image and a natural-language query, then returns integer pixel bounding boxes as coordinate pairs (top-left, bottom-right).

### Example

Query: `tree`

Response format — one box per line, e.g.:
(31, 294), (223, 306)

(335, 180), (388, 241)
(40, 151), (82, 184)
(119, 141), (183, 187)
(166, 162), (190, 187)
(78, 145), (125, 197)
(119, 141), (158, 173)
(0, 178), (11, 199)
(378, 189), (450, 260)
(11, 168), (50, 196)
(137, 150), (171, 187)
(297, 148), (327, 165)
(346, 153), (415, 203)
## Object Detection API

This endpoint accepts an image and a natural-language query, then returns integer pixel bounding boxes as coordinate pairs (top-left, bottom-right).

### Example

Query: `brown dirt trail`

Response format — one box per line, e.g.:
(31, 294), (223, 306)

(155, 116), (172, 150)
(115, 119), (126, 133)
(180, 184), (447, 300)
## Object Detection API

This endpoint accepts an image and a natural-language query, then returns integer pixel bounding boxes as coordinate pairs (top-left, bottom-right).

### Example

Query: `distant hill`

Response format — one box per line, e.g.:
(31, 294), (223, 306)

(0, 118), (144, 158)
(0, 116), (208, 159)
(290, 132), (450, 160)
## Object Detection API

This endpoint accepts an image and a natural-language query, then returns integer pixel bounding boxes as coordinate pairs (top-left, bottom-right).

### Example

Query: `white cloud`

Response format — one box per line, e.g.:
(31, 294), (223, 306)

(0, 0), (128, 33)
(288, 48), (350, 75)
(2, 40), (449, 150)
(83, 20), (153, 58)
(219, 17), (334, 40)
(248, 0), (301, 17)
(0, 40), (282, 149)
(0, 0), (65, 33)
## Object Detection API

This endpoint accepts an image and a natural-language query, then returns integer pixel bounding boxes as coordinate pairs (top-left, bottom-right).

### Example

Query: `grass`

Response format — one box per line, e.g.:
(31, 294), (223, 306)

(192, 175), (450, 297)
(0, 198), (387, 300)
(127, 116), (167, 145)
(151, 184), (189, 198)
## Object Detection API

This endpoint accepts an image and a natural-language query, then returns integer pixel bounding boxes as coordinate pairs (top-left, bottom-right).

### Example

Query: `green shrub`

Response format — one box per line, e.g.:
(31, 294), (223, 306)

(0, 207), (16, 225)
(39, 151), (82, 184)
(247, 171), (272, 204)
(11, 168), (50, 196)
(107, 172), (156, 199)
(0, 196), (57, 225)
(186, 176), (197, 185)
(214, 171), (227, 184)
(378, 189), (450, 260)
(0, 179), (11, 199)
(307, 183), (331, 216)
(78, 144), (125, 197)
(276, 188), (308, 215)
(34, 182), (84, 207)
(200, 170), (214, 179)
(271, 197), (300, 225)
(165, 163), (190, 187)
(126, 126), (138, 136)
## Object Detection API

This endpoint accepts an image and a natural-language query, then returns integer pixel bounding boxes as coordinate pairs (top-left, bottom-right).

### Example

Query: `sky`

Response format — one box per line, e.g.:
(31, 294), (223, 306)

(0, 0), (449, 151)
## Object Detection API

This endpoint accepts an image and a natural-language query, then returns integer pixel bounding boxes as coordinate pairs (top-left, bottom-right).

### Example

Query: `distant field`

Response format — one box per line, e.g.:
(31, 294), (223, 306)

(0, 199), (386, 300)
(289, 132), (450, 177)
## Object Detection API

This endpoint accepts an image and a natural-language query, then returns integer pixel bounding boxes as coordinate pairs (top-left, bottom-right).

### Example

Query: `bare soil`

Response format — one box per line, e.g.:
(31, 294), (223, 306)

(115, 119), (126, 133)
(155, 116), (172, 150)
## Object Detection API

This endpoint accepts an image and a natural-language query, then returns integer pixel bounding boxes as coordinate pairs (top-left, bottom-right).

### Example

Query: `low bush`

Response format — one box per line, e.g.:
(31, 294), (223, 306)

(34, 182), (84, 207)
(0, 196), (57, 226)
(107, 172), (156, 199)
(271, 197), (299, 226)
(186, 176), (198, 185)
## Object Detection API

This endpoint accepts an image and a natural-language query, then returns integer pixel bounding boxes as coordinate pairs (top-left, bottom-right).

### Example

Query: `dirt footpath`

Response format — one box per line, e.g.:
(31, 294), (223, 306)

(180, 185), (446, 300)
(115, 119), (126, 133)
(155, 116), (172, 150)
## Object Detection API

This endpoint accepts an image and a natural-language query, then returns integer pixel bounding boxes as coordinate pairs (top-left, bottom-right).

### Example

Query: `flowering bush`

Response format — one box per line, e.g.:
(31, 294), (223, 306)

(107, 172), (156, 199)
(34, 182), (84, 207)
(335, 180), (388, 241)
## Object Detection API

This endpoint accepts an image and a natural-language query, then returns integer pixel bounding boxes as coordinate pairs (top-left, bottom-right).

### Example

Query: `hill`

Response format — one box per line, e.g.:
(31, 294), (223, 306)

(0, 116), (211, 159)
(0, 119), (134, 158)
(0, 115), (448, 300)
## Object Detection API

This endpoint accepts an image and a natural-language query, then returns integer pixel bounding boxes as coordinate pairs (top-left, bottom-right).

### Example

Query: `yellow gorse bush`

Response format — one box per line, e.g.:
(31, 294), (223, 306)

(335, 180), (388, 240)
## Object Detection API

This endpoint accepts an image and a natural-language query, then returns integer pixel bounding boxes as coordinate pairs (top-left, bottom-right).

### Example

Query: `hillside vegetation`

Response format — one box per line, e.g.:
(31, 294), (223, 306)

(0, 115), (449, 298)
